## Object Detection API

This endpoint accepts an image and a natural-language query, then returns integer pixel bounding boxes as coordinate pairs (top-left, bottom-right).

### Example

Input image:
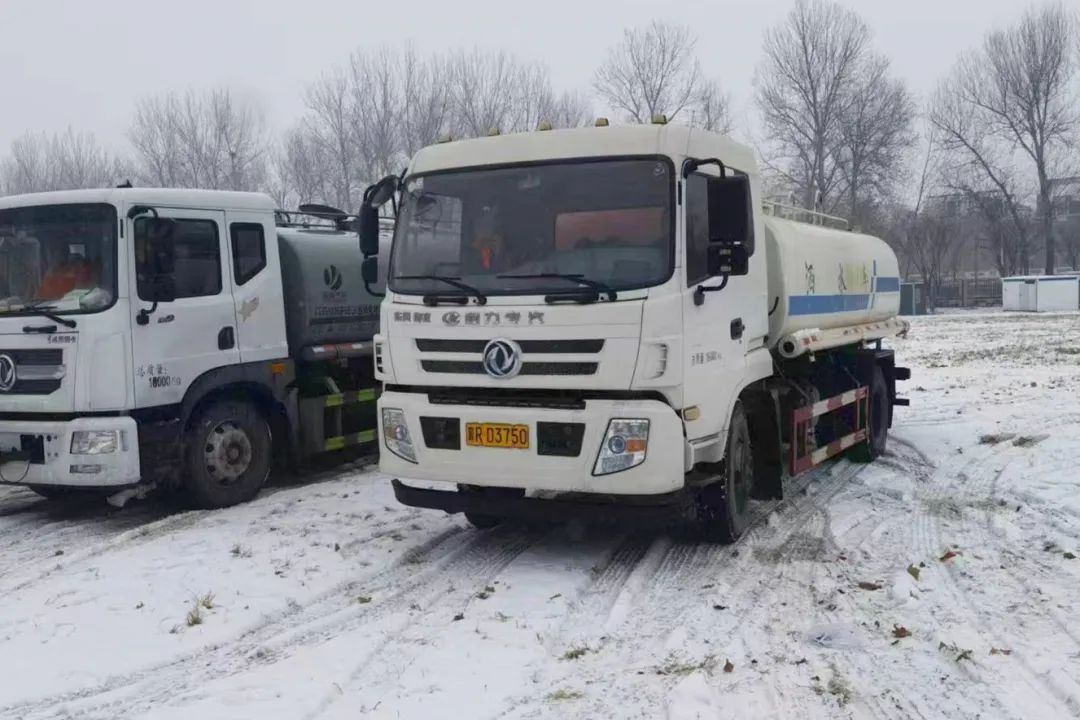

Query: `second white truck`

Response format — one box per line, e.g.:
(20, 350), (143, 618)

(0, 189), (391, 507)
(363, 119), (910, 541)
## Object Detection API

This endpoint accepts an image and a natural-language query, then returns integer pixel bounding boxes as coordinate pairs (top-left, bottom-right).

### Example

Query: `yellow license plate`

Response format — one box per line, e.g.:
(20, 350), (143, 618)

(465, 423), (530, 450)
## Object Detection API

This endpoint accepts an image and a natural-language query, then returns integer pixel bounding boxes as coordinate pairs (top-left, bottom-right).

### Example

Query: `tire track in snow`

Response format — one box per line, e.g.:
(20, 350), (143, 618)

(4, 524), (547, 720)
(911, 436), (1080, 718)
(513, 460), (868, 718)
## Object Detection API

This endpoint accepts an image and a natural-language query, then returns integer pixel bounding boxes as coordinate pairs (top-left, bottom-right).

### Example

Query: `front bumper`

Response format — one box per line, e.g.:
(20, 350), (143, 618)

(0, 416), (141, 488)
(378, 390), (686, 496)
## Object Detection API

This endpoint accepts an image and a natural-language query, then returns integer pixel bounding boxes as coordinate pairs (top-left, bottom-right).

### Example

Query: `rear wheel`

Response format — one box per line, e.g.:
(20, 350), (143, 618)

(690, 401), (754, 543)
(183, 400), (272, 509)
(850, 365), (889, 463)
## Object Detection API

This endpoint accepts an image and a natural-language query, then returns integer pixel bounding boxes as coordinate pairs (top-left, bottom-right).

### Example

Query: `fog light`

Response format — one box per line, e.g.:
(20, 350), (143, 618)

(71, 430), (119, 455)
(381, 408), (417, 463)
(70, 464), (103, 474)
(594, 419), (650, 475)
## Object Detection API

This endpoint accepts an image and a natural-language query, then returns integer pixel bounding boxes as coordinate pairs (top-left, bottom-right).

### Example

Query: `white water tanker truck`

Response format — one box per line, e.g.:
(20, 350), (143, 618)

(0, 188), (391, 507)
(361, 119), (910, 541)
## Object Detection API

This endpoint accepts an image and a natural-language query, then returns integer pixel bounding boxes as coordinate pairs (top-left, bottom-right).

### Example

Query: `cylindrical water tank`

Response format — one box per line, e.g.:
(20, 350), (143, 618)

(277, 222), (392, 352)
(765, 215), (901, 349)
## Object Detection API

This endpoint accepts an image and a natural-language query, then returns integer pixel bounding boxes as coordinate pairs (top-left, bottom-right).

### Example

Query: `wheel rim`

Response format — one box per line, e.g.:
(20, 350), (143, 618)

(204, 421), (254, 486)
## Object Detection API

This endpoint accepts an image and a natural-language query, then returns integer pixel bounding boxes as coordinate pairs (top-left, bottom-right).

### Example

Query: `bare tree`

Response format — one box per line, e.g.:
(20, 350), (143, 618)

(594, 21), (718, 125)
(400, 47), (454, 157)
(930, 56), (1036, 275)
(836, 54), (916, 224)
(128, 88), (268, 191)
(690, 79), (732, 134)
(302, 68), (359, 209)
(756, 0), (872, 211)
(450, 49), (530, 136)
(934, 3), (1078, 274)
(1, 129), (128, 195)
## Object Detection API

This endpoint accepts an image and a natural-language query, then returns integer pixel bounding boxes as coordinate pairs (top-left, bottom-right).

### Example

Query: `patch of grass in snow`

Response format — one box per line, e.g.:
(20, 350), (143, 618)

(979, 433), (1017, 445)
(923, 495), (1003, 518)
(562, 646), (591, 661)
(547, 689), (584, 702)
(1013, 434), (1048, 448)
(826, 670), (852, 705)
(186, 604), (204, 627)
(230, 543), (252, 558)
(939, 641), (974, 663)
(1054, 346), (1080, 356)
(197, 592), (215, 610)
(654, 654), (717, 676)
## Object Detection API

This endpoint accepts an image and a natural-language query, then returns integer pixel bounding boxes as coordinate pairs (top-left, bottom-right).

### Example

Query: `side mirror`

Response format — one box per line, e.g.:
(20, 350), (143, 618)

(359, 205), (380, 257)
(707, 175), (755, 255)
(365, 175), (397, 209)
(361, 255), (384, 298)
(359, 175), (397, 258)
(361, 256), (379, 286)
(706, 244), (749, 278)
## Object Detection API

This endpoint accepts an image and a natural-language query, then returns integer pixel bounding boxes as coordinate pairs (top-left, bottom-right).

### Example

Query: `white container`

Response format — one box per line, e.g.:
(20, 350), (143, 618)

(1002, 275), (1080, 312)
(764, 216), (902, 347)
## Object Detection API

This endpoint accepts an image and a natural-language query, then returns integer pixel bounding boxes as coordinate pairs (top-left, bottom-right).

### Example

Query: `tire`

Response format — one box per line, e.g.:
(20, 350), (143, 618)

(690, 401), (754, 543)
(849, 365), (889, 463)
(183, 400), (272, 509)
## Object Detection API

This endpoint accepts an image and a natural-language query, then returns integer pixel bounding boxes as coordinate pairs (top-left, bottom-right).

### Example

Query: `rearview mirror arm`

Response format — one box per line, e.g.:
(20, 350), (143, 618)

(693, 275), (729, 306)
(136, 301), (158, 326)
(682, 158), (727, 179)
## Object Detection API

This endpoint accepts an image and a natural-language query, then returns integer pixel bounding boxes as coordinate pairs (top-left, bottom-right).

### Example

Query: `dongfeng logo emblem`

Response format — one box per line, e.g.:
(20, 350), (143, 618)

(482, 339), (522, 380)
(0, 354), (16, 393)
(323, 265), (343, 291)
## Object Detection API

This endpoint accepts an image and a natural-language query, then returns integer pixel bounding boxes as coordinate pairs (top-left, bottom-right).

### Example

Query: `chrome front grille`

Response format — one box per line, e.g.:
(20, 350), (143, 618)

(416, 338), (604, 377)
(0, 348), (64, 395)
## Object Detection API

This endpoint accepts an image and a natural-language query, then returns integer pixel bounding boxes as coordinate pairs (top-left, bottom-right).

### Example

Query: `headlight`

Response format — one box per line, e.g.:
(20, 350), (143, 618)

(71, 430), (119, 455)
(593, 419), (649, 475)
(381, 408), (417, 463)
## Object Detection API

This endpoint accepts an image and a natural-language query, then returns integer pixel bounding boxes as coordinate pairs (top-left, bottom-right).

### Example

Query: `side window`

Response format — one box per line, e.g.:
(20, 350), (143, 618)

(685, 174), (710, 286)
(135, 218), (222, 300)
(230, 223), (266, 285)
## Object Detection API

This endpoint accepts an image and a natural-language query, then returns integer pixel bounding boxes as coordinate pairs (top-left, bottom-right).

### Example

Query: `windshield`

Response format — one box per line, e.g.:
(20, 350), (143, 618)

(389, 158), (673, 297)
(0, 203), (117, 315)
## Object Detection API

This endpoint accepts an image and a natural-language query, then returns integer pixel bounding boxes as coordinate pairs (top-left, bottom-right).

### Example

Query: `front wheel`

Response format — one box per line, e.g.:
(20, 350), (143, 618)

(183, 400), (272, 509)
(690, 401), (754, 543)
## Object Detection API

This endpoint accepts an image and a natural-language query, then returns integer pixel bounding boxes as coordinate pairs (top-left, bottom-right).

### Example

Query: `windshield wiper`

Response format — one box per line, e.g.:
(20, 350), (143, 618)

(394, 275), (488, 306)
(497, 273), (618, 302)
(9, 301), (77, 329)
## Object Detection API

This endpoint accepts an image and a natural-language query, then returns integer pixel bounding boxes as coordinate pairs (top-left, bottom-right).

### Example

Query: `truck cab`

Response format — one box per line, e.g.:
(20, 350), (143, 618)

(370, 123), (780, 537)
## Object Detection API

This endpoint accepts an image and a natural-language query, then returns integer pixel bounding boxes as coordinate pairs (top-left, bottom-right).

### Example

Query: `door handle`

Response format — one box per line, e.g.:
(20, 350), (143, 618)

(730, 318), (744, 340)
(218, 327), (235, 350)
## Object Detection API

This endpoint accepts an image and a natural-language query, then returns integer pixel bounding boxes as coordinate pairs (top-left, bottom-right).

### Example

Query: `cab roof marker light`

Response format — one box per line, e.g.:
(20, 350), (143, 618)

(595, 117), (610, 127)
(537, 121), (553, 131)
(437, 134), (453, 144)
(651, 114), (668, 125)
(487, 127), (500, 136)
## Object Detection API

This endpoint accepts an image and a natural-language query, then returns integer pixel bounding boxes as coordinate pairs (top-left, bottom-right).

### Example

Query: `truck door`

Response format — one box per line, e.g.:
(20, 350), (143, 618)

(225, 212), (288, 363)
(681, 172), (748, 446)
(129, 209), (240, 408)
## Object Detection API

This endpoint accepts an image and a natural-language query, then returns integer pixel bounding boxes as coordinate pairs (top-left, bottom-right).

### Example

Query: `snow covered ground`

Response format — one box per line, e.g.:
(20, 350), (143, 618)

(2, 310), (1079, 720)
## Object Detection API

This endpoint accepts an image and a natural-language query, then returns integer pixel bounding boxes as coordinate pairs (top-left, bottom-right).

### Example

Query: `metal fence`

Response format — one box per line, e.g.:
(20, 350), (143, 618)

(927, 278), (1003, 308)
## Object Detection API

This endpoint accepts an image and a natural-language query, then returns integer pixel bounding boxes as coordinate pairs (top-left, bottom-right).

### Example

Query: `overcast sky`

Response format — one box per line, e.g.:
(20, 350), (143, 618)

(1, 0), (1026, 153)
